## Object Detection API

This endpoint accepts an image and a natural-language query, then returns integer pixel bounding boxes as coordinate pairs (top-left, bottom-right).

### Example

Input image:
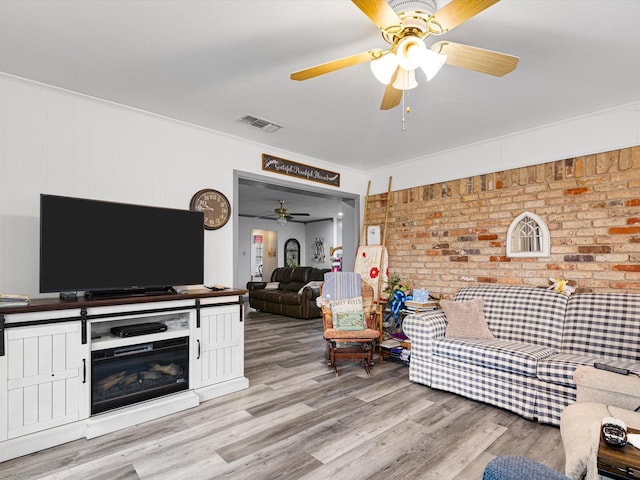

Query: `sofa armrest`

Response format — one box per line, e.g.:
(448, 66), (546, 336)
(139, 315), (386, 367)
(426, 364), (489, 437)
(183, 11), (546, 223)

(574, 365), (640, 409)
(402, 310), (447, 357)
(246, 281), (267, 291)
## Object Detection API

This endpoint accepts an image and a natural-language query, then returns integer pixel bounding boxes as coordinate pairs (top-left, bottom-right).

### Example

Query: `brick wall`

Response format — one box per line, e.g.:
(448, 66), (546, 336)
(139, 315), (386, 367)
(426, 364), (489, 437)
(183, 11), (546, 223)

(365, 146), (640, 298)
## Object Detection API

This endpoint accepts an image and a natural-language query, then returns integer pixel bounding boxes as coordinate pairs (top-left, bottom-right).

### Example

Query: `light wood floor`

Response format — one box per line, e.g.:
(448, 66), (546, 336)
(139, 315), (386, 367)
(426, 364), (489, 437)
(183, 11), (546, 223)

(0, 307), (565, 480)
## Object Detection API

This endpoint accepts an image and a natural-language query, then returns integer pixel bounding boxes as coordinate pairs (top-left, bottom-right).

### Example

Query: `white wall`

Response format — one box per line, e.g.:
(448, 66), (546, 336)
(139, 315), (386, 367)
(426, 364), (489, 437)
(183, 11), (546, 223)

(304, 220), (334, 270)
(0, 73), (364, 298)
(369, 101), (640, 195)
(236, 217), (305, 287)
(3, 72), (638, 298)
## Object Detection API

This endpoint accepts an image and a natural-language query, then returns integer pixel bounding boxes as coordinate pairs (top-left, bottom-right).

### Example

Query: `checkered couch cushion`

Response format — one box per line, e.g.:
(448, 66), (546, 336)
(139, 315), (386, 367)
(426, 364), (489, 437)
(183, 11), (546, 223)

(434, 338), (557, 377)
(562, 292), (640, 360)
(454, 285), (568, 349)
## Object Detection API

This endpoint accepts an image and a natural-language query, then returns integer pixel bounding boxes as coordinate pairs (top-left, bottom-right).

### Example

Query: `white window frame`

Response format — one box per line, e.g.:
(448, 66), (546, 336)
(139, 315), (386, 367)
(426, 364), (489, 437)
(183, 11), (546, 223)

(506, 211), (550, 258)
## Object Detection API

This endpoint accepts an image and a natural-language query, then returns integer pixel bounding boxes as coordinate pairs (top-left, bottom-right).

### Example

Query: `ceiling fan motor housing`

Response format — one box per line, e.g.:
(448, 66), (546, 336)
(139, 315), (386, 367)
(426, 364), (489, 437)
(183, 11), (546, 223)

(389, 0), (438, 14)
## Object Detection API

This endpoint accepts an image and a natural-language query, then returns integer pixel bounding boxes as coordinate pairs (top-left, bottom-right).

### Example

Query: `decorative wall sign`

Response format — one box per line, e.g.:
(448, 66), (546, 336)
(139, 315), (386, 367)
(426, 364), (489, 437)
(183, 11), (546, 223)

(262, 153), (340, 187)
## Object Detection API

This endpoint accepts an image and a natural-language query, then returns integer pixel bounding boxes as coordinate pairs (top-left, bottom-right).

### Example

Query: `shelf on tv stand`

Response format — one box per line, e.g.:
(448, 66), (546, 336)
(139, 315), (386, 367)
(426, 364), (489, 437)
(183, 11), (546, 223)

(84, 286), (177, 301)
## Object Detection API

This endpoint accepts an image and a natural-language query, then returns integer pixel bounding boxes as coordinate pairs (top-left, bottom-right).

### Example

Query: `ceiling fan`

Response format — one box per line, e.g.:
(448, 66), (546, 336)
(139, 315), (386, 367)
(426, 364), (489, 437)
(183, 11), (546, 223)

(272, 200), (310, 224)
(290, 0), (519, 110)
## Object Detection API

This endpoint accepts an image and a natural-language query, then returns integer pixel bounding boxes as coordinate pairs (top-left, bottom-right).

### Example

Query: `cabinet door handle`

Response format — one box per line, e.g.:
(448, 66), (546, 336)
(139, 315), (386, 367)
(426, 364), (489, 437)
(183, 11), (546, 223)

(82, 358), (87, 384)
(197, 339), (201, 360)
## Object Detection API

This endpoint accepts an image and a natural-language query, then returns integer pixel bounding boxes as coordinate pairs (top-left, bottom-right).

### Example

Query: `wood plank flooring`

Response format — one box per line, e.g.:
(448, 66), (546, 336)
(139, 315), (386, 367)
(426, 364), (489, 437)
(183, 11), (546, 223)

(0, 307), (565, 479)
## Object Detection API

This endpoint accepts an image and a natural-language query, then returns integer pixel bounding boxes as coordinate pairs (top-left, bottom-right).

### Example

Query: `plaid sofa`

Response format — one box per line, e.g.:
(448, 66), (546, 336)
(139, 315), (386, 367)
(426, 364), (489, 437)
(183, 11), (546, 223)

(403, 285), (640, 426)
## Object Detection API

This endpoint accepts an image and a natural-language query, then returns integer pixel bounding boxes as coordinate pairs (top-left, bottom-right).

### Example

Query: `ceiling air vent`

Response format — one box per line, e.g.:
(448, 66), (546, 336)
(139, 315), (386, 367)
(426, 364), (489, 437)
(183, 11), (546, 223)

(237, 114), (282, 133)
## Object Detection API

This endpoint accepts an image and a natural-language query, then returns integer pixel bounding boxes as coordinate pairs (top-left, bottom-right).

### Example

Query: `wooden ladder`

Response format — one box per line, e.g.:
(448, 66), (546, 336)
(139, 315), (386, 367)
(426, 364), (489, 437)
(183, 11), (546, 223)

(360, 177), (392, 359)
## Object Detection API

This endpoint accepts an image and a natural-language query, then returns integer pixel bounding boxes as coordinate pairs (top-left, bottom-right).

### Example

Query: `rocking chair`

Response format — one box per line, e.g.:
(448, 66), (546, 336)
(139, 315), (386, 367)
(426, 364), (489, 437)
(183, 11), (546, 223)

(320, 272), (380, 375)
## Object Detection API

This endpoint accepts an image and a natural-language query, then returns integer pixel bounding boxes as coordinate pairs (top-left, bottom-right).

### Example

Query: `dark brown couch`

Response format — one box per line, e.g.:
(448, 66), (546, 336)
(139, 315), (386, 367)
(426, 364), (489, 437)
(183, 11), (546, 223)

(246, 266), (330, 319)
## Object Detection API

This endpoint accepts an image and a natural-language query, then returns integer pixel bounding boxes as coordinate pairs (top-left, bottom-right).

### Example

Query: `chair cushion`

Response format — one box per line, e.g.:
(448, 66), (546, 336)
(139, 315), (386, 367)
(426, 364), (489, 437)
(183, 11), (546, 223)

(433, 338), (557, 377)
(441, 298), (495, 339)
(324, 328), (380, 340)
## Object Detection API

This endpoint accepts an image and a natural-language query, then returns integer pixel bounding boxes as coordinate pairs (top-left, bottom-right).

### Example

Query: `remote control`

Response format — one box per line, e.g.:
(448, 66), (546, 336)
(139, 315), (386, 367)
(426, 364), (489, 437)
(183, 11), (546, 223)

(594, 362), (630, 375)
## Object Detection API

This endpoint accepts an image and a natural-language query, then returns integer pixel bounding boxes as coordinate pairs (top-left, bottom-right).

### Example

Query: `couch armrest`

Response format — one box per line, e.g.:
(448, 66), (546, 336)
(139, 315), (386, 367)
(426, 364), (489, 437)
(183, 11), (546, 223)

(574, 365), (640, 409)
(402, 310), (447, 357)
(246, 281), (267, 291)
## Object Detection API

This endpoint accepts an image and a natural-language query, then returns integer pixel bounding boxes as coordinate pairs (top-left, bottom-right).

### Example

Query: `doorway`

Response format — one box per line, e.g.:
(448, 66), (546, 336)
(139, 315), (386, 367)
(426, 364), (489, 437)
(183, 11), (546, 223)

(250, 229), (278, 281)
(233, 171), (360, 290)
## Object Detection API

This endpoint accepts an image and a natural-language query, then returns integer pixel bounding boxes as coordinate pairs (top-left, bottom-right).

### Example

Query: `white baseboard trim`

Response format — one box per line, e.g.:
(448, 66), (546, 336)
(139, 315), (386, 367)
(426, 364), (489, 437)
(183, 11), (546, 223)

(0, 422), (86, 463)
(195, 377), (249, 402)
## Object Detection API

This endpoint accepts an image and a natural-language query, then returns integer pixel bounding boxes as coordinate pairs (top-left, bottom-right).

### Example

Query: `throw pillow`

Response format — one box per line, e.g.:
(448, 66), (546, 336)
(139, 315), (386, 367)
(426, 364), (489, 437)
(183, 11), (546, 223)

(297, 280), (323, 294)
(329, 297), (363, 328)
(264, 282), (279, 290)
(441, 298), (495, 339)
(334, 312), (366, 331)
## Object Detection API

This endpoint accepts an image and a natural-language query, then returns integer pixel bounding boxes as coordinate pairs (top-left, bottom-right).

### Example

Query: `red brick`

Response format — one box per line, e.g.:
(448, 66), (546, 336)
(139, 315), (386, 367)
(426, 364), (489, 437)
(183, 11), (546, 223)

(626, 199), (640, 206)
(610, 282), (640, 289)
(547, 264), (576, 270)
(478, 234), (499, 241)
(613, 265), (640, 272)
(629, 218), (640, 225)
(609, 226), (640, 235)
(477, 277), (498, 283)
(564, 255), (595, 262)
(565, 187), (590, 195)
(578, 246), (612, 254)
(490, 256), (511, 262)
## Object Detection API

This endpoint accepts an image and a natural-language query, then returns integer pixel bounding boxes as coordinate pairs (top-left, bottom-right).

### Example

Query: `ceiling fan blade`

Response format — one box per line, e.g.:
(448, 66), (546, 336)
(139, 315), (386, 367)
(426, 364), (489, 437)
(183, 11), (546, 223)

(291, 49), (383, 81)
(352, 0), (402, 31)
(380, 69), (402, 110)
(433, 41), (519, 77)
(431, 0), (500, 33)
(289, 213), (310, 216)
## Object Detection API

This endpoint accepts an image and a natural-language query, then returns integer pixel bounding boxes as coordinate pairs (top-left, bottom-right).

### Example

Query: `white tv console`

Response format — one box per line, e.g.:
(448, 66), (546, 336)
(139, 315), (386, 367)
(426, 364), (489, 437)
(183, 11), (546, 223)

(0, 288), (249, 462)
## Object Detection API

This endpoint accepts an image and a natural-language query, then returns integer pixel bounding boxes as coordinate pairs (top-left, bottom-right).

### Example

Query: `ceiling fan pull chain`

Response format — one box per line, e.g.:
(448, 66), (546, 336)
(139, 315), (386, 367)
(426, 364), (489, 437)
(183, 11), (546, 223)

(401, 91), (411, 132)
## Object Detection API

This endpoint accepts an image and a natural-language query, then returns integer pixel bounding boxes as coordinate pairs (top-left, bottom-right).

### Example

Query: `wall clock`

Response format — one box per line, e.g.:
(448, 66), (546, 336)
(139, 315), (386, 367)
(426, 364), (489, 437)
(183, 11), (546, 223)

(189, 189), (231, 230)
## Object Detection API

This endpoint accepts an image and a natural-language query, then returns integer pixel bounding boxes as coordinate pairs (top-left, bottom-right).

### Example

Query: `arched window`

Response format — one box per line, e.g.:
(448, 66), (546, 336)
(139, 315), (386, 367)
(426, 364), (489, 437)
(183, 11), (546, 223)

(284, 238), (300, 267)
(506, 211), (550, 258)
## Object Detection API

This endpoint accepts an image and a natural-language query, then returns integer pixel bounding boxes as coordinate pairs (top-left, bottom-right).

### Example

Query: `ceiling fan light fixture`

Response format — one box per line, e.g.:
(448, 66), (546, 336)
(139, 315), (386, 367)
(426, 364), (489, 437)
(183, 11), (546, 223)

(420, 48), (447, 81)
(393, 67), (418, 90)
(276, 215), (287, 225)
(396, 36), (426, 71)
(370, 52), (398, 85)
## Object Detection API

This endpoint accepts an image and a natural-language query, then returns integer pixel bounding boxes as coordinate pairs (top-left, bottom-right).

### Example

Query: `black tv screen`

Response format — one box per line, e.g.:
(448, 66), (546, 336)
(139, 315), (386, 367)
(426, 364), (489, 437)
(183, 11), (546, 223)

(40, 194), (204, 296)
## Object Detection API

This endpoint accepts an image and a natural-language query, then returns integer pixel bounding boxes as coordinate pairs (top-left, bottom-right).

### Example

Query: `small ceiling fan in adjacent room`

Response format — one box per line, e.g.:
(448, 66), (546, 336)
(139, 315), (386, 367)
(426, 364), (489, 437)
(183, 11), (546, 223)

(269, 200), (310, 224)
(290, 0), (519, 110)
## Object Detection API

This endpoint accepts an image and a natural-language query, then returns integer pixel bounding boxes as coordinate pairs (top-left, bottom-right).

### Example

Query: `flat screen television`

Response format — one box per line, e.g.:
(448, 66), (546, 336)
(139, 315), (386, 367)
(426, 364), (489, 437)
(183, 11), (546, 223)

(40, 194), (204, 299)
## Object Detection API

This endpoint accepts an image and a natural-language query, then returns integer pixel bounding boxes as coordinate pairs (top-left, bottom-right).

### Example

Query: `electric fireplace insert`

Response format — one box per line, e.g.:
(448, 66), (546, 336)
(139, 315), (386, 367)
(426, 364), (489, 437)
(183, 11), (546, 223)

(91, 336), (189, 415)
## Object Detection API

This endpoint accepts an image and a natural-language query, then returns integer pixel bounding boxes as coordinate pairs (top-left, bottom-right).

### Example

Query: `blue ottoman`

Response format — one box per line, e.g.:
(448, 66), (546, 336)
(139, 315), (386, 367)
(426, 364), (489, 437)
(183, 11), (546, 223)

(483, 456), (569, 480)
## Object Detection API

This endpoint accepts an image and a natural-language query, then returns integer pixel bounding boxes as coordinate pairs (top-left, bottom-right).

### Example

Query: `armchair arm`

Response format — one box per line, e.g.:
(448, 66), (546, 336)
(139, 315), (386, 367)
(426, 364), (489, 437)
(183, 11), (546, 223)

(246, 281), (267, 291)
(402, 310), (447, 357)
(574, 365), (640, 410)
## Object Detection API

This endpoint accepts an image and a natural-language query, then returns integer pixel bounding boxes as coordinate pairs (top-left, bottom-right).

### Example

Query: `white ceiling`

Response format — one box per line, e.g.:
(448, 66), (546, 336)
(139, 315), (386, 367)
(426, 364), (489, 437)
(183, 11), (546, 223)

(1, 0), (639, 220)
